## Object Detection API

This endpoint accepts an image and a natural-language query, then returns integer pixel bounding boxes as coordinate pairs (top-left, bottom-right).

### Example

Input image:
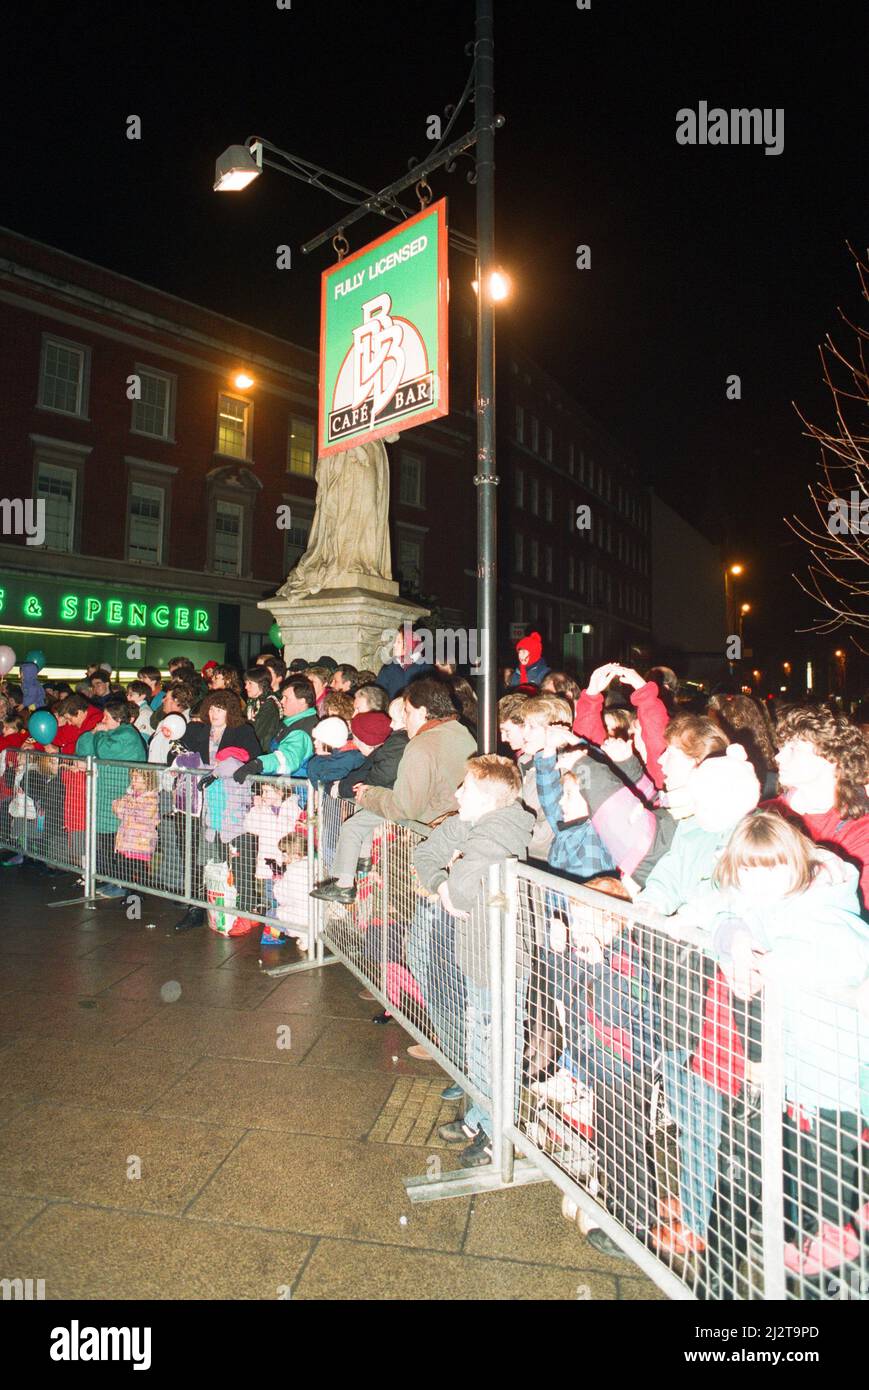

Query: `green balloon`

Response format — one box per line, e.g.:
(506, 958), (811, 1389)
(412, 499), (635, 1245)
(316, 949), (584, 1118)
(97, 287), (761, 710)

(268, 622), (282, 647)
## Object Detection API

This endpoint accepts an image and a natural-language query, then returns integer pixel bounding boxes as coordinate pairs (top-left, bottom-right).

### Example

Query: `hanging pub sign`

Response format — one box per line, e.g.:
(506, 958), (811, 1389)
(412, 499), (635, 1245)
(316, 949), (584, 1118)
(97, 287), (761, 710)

(318, 197), (449, 457)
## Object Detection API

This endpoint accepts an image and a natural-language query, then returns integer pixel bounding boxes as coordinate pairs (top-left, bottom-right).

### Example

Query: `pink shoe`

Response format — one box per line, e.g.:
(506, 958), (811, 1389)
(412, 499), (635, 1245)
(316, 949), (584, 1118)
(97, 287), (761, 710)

(783, 1222), (861, 1277)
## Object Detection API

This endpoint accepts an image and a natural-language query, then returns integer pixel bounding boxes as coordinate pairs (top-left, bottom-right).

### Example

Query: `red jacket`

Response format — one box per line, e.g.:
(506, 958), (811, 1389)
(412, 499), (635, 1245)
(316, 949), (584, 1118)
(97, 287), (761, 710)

(54, 704), (102, 754)
(0, 730), (27, 799)
(572, 680), (668, 789)
(761, 795), (869, 911)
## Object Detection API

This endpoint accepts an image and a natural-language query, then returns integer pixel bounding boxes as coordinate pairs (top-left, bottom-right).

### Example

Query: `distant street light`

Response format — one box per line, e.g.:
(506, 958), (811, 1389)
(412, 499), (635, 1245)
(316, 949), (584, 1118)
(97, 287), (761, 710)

(724, 562), (747, 673)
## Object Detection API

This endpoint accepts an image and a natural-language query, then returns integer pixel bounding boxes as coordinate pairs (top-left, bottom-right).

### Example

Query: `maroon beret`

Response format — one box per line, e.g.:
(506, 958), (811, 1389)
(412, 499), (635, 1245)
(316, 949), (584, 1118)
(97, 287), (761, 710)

(351, 711), (392, 747)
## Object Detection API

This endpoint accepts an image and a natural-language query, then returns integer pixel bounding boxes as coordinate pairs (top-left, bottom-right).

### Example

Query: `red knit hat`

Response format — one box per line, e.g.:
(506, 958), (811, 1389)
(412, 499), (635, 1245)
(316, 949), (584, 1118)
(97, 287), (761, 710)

(515, 631), (542, 665)
(202, 659), (219, 676)
(351, 711), (392, 747)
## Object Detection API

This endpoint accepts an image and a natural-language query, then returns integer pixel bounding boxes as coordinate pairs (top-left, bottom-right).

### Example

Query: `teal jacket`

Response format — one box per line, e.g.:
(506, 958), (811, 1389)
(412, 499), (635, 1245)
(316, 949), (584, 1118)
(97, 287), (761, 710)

(258, 708), (315, 778)
(635, 816), (730, 916)
(77, 723), (147, 832)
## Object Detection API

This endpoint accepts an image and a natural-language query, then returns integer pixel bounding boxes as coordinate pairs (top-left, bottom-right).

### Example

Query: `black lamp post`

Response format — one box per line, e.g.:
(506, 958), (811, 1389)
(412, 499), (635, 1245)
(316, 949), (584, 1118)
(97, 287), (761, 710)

(214, 0), (502, 752)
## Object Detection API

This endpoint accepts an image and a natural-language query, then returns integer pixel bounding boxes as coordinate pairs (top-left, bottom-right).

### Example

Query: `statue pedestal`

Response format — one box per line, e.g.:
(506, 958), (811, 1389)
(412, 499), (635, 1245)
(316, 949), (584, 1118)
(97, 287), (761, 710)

(259, 585), (430, 673)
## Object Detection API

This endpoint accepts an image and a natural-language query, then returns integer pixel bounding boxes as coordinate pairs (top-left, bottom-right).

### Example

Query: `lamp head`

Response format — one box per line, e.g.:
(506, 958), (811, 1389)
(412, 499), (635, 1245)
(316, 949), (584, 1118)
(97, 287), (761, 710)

(214, 144), (262, 192)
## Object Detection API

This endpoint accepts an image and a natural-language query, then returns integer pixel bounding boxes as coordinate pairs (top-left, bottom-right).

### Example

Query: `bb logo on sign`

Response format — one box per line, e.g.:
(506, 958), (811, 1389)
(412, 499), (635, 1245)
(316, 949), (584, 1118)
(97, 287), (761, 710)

(328, 291), (433, 440)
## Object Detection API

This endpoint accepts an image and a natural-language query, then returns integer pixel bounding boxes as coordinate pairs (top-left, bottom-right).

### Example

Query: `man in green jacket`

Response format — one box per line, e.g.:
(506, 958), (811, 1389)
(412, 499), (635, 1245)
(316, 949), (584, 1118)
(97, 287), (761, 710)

(76, 698), (147, 899)
(233, 677), (318, 780)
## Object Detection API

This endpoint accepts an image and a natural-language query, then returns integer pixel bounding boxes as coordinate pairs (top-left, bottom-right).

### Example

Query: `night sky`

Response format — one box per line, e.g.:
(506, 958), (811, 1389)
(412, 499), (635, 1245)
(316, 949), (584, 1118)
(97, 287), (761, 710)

(4, 0), (866, 670)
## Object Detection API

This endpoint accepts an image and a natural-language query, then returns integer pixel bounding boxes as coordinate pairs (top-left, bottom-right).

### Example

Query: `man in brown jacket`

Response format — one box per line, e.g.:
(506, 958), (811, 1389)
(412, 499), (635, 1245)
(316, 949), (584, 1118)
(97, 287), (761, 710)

(311, 678), (476, 904)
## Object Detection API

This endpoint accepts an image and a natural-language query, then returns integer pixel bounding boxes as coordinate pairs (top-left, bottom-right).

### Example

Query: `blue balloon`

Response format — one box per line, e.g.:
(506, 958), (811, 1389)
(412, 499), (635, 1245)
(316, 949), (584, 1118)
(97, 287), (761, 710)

(24, 649), (45, 670)
(28, 710), (57, 745)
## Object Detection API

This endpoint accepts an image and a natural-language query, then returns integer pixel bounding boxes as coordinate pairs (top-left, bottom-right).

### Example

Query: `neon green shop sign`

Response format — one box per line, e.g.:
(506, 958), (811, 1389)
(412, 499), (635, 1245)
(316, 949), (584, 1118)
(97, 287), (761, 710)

(0, 579), (212, 636)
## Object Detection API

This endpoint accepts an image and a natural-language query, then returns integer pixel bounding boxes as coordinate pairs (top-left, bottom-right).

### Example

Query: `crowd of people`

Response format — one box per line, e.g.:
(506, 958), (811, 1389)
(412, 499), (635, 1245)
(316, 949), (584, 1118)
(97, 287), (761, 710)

(2, 625), (869, 1291)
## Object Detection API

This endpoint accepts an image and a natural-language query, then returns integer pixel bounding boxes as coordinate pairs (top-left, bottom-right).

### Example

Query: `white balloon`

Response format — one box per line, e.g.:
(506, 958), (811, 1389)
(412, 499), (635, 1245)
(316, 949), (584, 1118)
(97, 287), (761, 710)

(0, 645), (16, 676)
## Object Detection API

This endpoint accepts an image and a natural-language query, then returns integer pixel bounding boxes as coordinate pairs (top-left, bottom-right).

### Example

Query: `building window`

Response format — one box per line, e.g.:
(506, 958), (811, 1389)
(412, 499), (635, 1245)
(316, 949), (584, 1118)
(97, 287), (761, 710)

(131, 369), (173, 440)
(529, 476), (539, 516)
(214, 500), (243, 575)
(529, 537), (539, 578)
(399, 453), (424, 507)
(284, 514), (311, 571)
(544, 545), (553, 583)
(514, 467), (524, 509)
(529, 415), (540, 453)
(397, 536), (422, 587)
(568, 442), (575, 476)
(578, 559), (585, 596)
(287, 418), (314, 476)
(36, 462), (76, 551)
(544, 425), (553, 462)
(544, 486), (553, 523)
(515, 403), (525, 443)
(514, 532), (524, 573)
(568, 554), (575, 591)
(217, 394), (250, 459)
(127, 480), (164, 564)
(513, 594), (524, 621)
(38, 337), (88, 417)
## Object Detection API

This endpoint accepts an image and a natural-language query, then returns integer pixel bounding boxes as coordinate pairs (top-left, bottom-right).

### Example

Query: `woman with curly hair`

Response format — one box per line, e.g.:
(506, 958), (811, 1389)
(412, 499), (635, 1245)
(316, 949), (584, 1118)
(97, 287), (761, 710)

(707, 692), (779, 798)
(208, 665), (243, 696)
(764, 704), (869, 910)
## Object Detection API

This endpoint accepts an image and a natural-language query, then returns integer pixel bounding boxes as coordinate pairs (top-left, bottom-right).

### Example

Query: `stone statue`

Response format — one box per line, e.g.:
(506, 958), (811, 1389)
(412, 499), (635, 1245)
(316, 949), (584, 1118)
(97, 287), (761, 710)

(278, 438), (393, 599)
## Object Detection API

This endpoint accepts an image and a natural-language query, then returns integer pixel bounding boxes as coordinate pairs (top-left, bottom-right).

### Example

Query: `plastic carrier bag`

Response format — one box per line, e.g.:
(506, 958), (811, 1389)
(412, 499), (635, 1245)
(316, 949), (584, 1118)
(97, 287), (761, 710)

(203, 860), (257, 937)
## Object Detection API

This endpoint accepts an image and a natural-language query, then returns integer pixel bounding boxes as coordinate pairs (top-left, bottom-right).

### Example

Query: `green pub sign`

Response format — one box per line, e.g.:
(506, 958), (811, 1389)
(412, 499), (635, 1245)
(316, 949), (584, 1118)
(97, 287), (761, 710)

(318, 198), (449, 457)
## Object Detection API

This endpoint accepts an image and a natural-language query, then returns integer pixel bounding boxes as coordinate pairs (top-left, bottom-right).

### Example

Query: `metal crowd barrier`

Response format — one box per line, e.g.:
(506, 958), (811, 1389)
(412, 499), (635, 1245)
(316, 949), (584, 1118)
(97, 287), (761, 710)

(0, 748), (95, 890)
(503, 858), (869, 1303)
(313, 792), (522, 1186)
(4, 751), (869, 1301)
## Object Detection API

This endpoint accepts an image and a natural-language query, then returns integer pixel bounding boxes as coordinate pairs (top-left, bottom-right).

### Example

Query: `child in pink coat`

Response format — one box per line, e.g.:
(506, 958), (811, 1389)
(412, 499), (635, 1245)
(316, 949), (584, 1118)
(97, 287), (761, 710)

(112, 767), (159, 883)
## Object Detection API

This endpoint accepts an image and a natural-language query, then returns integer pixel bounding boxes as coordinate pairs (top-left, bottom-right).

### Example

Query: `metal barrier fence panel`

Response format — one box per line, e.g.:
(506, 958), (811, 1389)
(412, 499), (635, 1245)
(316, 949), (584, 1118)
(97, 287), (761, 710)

(503, 858), (869, 1303)
(0, 749), (93, 879)
(314, 796), (500, 1141)
(7, 747), (869, 1299)
(88, 761), (315, 955)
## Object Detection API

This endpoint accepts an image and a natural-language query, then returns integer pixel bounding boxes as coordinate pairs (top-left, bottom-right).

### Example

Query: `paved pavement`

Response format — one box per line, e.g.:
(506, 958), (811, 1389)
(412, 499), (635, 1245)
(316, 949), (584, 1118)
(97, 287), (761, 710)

(0, 863), (662, 1301)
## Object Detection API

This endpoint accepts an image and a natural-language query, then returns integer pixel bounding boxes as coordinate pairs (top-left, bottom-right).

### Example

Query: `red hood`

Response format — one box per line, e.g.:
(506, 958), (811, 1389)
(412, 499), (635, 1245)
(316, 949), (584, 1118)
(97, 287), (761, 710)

(516, 630), (543, 666)
(216, 745), (251, 763)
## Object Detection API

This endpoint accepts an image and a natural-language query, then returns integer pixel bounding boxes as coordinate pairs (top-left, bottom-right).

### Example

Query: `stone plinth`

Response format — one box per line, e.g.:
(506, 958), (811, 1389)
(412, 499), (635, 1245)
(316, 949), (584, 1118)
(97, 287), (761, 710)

(259, 587), (429, 672)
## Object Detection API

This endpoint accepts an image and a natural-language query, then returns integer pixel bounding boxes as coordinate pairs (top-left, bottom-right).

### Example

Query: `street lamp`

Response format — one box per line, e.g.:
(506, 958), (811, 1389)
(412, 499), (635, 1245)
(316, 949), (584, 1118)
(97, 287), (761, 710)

(212, 0), (500, 750)
(213, 143), (262, 192)
(472, 267), (512, 301)
(233, 372), (255, 390)
(738, 601), (751, 646)
(724, 562), (745, 631)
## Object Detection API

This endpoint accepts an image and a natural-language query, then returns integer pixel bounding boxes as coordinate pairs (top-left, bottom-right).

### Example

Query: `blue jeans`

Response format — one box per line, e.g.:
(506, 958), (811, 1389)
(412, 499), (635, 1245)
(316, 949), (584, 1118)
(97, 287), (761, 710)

(406, 899), (466, 1069)
(464, 972), (528, 1139)
(663, 1047), (724, 1240)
